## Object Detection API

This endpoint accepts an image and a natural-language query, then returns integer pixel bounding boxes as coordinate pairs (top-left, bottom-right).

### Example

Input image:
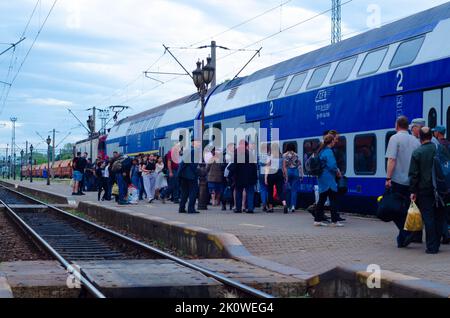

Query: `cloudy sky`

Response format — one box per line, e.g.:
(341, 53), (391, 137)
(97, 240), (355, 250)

(0, 0), (448, 153)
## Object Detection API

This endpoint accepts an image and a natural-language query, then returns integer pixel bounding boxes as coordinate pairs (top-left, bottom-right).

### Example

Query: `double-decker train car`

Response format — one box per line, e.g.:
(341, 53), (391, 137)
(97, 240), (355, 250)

(75, 134), (107, 160)
(105, 3), (450, 214)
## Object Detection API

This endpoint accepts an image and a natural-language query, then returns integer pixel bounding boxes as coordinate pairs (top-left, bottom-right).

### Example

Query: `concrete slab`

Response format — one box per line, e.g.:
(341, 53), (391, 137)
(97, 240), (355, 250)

(190, 259), (309, 297)
(0, 275), (13, 298)
(0, 261), (80, 298)
(77, 259), (224, 298)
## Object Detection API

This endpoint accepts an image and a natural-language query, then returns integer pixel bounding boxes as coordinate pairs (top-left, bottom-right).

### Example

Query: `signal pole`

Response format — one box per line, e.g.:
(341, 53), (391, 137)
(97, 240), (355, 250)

(331, 0), (342, 44)
(10, 117), (17, 180)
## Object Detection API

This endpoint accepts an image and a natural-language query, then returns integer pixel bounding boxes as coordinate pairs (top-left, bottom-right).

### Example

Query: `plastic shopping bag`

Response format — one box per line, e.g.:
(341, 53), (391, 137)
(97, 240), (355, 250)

(111, 183), (119, 196)
(128, 186), (139, 204)
(404, 201), (424, 232)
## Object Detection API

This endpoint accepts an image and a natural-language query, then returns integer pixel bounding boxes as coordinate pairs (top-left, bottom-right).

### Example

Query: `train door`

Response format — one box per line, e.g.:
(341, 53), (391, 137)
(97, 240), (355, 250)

(423, 89), (442, 129)
(445, 88), (450, 140)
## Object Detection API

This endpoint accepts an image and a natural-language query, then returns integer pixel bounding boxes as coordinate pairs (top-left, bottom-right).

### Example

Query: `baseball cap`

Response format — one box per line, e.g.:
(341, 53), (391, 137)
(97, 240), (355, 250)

(432, 125), (446, 134)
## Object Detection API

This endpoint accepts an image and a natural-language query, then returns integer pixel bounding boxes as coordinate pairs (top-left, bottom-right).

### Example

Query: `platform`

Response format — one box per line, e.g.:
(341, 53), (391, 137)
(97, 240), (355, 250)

(2, 179), (450, 290)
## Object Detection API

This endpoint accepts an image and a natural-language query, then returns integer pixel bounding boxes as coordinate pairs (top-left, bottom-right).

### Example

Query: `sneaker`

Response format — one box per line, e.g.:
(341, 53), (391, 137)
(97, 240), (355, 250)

(283, 206), (288, 214)
(314, 221), (329, 227)
(71, 192), (80, 196)
(78, 192), (86, 196)
(148, 198), (154, 204)
(291, 206), (295, 213)
(331, 222), (344, 227)
(336, 217), (346, 222)
(262, 205), (267, 212)
(179, 210), (187, 213)
(234, 210), (242, 213)
(221, 205), (227, 211)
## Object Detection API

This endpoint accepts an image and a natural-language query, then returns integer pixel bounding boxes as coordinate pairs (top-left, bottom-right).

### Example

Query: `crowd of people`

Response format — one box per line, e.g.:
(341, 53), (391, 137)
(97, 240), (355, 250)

(69, 132), (347, 226)
(385, 116), (450, 254)
(69, 117), (450, 253)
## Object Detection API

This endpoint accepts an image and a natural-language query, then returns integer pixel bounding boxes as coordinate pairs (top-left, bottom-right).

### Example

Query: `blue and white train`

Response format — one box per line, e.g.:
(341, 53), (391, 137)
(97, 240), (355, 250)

(105, 3), (450, 214)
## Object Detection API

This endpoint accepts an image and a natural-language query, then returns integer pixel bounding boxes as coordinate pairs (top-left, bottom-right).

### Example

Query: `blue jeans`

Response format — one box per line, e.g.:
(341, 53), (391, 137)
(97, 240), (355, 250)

(116, 173), (128, 202)
(236, 185), (255, 212)
(287, 168), (300, 208)
(259, 179), (268, 206)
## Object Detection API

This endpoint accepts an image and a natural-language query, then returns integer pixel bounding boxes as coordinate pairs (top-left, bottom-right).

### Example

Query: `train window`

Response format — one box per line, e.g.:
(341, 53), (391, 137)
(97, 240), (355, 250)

(428, 108), (437, 129)
(283, 141), (298, 153)
(358, 47), (388, 77)
(390, 36), (425, 69)
(385, 131), (396, 171)
(354, 134), (377, 175)
(334, 136), (347, 175)
(285, 72), (307, 95)
(307, 64), (331, 90)
(303, 139), (320, 174)
(330, 57), (357, 84)
(267, 78), (287, 99)
(146, 118), (156, 131)
(153, 115), (162, 129)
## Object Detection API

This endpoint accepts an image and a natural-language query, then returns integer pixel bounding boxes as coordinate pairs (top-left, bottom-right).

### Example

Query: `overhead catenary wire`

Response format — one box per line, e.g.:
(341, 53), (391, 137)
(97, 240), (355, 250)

(188, 0), (294, 47)
(0, 0), (58, 116)
(102, 1), (296, 106)
(103, 1), (356, 109)
(218, 0), (354, 62)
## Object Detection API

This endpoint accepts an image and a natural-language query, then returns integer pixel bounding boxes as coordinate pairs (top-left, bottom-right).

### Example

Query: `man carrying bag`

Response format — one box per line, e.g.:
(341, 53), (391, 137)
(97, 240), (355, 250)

(383, 116), (420, 248)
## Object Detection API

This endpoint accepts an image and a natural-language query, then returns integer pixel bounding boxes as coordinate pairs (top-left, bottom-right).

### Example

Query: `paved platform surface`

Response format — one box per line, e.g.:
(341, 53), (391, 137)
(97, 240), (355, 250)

(4, 180), (450, 286)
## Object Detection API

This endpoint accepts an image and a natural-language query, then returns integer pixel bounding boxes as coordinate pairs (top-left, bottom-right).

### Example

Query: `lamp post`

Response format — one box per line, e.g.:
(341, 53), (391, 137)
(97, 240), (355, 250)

(20, 149), (24, 182)
(13, 153), (16, 180)
(192, 57), (215, 210)
(46, 136), (51, 186)
(29, 144), (33, 183)
(7, 155), (10, 179)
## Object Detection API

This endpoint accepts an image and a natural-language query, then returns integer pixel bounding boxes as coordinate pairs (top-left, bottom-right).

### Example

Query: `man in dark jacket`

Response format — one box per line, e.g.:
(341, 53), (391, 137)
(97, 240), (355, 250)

(409, 127), (446, 254)
(230, 141), (257, 213)
(178, 138), (200, 214)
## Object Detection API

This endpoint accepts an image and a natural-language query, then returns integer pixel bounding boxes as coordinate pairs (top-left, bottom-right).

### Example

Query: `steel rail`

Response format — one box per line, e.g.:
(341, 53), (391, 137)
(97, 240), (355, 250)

(0, 185), (274, 298)
(0, 198), (106, 298)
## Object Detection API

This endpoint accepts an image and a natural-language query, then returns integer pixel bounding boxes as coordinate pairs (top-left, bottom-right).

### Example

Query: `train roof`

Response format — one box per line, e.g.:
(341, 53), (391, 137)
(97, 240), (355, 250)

(114, 2), (450, 124)
(220, 1), (450, 88)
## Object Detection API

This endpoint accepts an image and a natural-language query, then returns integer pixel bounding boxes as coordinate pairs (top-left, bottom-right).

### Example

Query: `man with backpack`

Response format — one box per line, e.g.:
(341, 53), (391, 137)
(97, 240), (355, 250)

(409, 127), (446, 254)
(111, 152), (131, 205)
(385, 116), (420, 248)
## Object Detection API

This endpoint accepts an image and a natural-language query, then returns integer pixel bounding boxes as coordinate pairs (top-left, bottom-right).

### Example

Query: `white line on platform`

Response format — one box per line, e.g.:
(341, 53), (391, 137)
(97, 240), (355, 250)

(239, 223), (265, 228)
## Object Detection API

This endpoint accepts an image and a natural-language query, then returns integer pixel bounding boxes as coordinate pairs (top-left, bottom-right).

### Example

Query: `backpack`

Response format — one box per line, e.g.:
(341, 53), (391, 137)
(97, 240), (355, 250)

(305, 152), (324, 176)
(111, 158), (123, 173)
(432, 144), (450, 204)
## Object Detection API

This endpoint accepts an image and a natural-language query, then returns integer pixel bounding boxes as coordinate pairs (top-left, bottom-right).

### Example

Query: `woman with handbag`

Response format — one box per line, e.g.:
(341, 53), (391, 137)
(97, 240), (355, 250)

(314, 134), (343, 227)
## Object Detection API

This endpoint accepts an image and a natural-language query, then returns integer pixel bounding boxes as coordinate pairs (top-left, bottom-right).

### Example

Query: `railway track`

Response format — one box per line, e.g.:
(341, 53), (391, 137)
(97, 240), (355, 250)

(0, 185), (274, 299)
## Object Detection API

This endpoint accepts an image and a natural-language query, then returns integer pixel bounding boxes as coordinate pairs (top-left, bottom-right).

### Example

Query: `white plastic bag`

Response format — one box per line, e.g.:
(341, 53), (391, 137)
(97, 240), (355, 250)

(128, 186), (139, 204)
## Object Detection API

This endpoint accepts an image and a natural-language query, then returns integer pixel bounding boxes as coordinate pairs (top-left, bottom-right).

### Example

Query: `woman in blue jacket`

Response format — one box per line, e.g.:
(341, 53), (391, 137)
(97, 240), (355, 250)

(314, 134), (343, 227)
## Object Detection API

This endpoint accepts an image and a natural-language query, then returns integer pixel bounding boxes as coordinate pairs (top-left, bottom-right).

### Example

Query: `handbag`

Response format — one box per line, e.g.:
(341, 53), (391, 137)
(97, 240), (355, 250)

(376, 189), (409, 222)
(337, 176), (348, 195)
(222, 186), (232, 201)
